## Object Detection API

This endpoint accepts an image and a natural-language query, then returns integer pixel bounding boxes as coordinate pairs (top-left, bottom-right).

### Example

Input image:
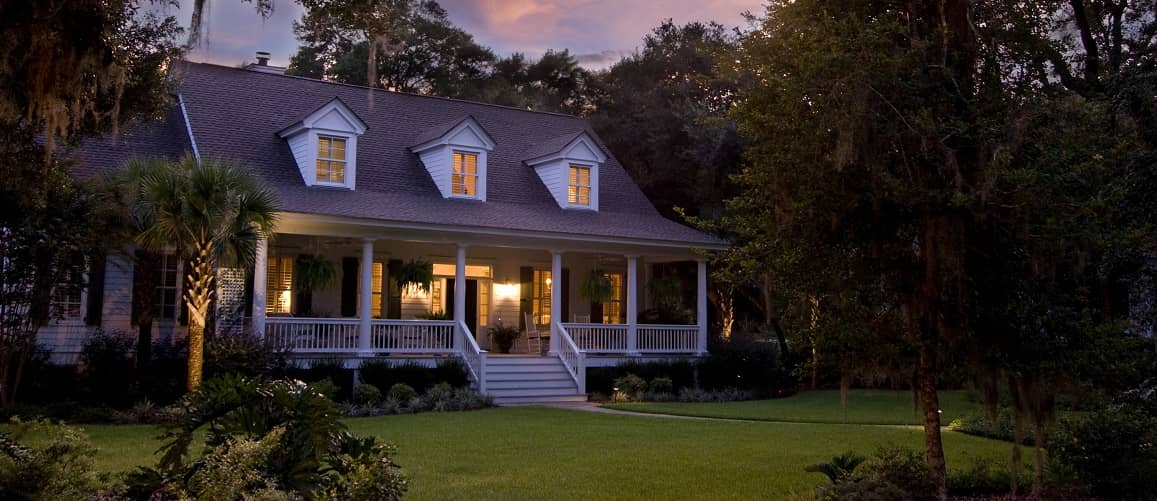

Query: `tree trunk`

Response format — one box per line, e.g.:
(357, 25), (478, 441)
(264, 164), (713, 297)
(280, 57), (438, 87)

(1010, 405), (1024, 496)
(918, 340), (948, 500)
(184, 241), (216, 391)
(1031, 419), (1046, 497)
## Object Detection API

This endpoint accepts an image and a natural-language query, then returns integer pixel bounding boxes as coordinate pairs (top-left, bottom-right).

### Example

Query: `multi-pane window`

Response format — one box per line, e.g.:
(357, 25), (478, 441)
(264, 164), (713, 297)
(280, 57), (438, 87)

(53, 268), (84, 320)
(159, 253), (180, 320)
(371, 262), (384, 318)
(568, 165), (591, 206)
(602, 272), (624, 324)
(478, 282), (490, 327)
(532, 269), (552, 325)
(316, 136), (347, 184)
(429, 279), (444, 314)
(266, 255), (294, 314)
(451, 151), (478, 196)
(431, 263), (492, 278)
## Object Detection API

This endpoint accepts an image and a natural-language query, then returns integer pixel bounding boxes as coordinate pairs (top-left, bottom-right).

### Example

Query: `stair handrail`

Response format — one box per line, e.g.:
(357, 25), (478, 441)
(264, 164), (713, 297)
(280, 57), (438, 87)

(552, 321), (586, 394)
(456, 319), (487, 393)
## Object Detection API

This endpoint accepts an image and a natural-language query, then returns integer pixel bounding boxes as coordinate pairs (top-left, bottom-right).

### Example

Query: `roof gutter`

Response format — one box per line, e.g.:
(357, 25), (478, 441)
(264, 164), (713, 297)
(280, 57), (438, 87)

(177, 94), (201, 161)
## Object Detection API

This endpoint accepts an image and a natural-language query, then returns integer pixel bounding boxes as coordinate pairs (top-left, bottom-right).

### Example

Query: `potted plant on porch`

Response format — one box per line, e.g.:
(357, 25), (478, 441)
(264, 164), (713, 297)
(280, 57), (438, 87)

(294, 254), (338, 316)
(488, 321), (521, 354)
(580, 270), (614, 323)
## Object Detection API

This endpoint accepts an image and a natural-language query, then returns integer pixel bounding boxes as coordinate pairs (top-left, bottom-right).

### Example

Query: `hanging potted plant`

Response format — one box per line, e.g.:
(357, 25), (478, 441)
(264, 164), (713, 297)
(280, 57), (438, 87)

(294, 255), (338, 316)
(393, 258), (433, 295)
(580, 270), (614, 303)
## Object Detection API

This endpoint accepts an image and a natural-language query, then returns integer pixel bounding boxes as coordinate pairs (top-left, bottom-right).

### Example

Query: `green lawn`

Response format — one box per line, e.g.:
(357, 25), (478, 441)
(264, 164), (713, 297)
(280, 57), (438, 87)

(65, 405), (1009, 500)
(603, 389), (979, 425)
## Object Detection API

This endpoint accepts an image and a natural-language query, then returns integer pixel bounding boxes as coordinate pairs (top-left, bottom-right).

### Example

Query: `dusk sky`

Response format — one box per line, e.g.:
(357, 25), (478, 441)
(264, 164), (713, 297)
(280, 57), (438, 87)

(168, 0), (764, 69)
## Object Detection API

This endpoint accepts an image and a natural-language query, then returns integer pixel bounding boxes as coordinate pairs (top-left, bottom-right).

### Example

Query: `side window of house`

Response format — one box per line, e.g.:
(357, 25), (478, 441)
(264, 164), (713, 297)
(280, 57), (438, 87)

(53, 267), (85, 321)
(266, 255), (293, 314)
(603, 272), (624, 324)
(372, 261), (384, 318)
(568, 165), (591, 206)
(532, 269), (552, 325)
(452, 151), (478, 196)
(158, 253), (179, 320)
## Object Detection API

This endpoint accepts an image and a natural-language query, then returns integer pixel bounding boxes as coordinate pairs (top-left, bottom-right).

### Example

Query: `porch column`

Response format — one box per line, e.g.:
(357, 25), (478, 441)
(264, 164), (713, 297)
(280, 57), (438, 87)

(550, 250), (562, 353)
(626, 254), (639, 355)
(454, 244), (467, 350)
(251, 237), (268, 338)
(358, 239), (375, 355)
(696, 258), (708, 355)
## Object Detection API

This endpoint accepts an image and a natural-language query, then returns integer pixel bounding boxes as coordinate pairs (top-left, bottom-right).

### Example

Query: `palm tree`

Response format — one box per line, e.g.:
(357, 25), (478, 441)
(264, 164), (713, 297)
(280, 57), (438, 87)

(128, 155), (278, 390)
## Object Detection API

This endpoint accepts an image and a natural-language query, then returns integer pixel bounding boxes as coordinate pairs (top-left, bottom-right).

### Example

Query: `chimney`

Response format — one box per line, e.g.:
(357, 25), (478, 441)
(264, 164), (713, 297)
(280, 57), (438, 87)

(246, 51), (285, 75)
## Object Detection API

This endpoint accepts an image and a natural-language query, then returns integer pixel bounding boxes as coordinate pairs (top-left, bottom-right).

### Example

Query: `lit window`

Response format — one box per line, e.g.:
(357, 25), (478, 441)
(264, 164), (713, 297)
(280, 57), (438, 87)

(266, 255), (293, 314)
(430, 279), (444, 314)
(372, 262), (384, 318)
(431, 263), (493, 278)
(532, 269), (552, 325)
(316, 136), (347, 184)
(602, 273), (624, 324)
(451, 151), (478, 196)
(479, 282), (490, 327)
(159, 253), (180, 320)
(568, 165), (591, 206)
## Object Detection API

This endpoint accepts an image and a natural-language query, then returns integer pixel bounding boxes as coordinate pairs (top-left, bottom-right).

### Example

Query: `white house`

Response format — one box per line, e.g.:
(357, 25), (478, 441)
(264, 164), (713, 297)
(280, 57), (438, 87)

(45, 59), (726, 404)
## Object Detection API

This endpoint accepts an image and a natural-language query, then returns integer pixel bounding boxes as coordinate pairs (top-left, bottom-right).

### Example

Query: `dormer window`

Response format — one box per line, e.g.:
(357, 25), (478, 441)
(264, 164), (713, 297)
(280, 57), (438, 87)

(278, 97), (367, 190)
(316, 136), (348, 184)
(568, 165), (591, 206)
(411, 116), (496, 201)
(524, 131), (607, 211)
(452, 151), (479, 196)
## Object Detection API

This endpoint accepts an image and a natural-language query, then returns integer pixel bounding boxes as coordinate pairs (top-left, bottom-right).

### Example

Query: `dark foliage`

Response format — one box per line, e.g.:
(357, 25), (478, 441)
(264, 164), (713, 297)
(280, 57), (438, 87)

(279, 358), (353, 402)
(358, 359), (468, 395)
(76, 330), (135, 407)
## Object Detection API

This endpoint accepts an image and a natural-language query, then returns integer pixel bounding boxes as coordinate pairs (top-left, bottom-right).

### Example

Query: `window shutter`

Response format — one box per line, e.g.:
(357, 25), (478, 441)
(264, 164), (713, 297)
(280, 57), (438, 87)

(386, 259), (402, 319)
(293, 254), (312, 316)
(590, 302), (603, 325)
(519, 266), (533, 330)
(340, 257), (359, 317)
(85, 253), (106, 326)
(561, 268), (570, 324)
(243, 270), (254, 317)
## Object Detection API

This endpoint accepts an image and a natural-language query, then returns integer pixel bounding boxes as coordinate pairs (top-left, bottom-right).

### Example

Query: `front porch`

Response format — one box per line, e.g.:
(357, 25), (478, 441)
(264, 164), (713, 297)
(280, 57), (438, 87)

(245, 215), (711, 400)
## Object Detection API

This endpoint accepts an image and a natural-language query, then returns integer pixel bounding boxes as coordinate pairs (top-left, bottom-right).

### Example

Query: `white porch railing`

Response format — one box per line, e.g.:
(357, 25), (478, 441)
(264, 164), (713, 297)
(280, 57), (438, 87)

(565, 323), (628, 352)
(637, 324), (700, 353)
(456, 320), (487, 392)
(561, 323), (701, 354)
(266, 317), (360, 352)
(371, 319), (455, 353)
(553, 322), (586, 393)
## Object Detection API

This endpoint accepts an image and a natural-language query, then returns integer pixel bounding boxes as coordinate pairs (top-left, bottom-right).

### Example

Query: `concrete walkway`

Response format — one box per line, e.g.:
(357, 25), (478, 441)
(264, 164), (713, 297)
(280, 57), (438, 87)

(540, 401), (929, 429)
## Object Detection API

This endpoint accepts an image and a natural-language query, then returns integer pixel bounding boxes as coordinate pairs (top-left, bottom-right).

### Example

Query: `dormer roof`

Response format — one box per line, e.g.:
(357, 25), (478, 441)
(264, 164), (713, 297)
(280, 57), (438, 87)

(410, 115), (496, 152)
(523, 131), (608, 166)
(278, 97), (368, 138)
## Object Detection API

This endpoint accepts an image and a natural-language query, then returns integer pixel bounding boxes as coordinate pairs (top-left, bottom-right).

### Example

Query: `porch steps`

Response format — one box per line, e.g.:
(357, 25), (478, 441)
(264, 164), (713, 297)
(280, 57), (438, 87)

(485, 356), (586, 405)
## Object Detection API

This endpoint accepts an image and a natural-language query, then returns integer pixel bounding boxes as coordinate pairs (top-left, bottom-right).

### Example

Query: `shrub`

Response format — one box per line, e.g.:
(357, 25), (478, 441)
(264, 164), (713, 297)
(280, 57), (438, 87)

(1050, 379), (1157, 500)
(77, 329), (136, 407)
(947, 457), (1014, 497)
(353, 384), (383, 405)
(856, 446), (931, 498)
(281, 358), (353, 402)
(127, 374), (407, 500)
(204, 332), (279, 379)
(676, 387), (752, 402)
(815, 479), (909, 501)
(0, 419), (104, 499)
(947, 407), (1037, 445)
(648, 377), (673, 394)
(136, 339), (189, 405)
(360, 360), (435, 394)
(432, 359), (470, 388)
(388, 383), (417, 403)
(587, 359), (696, 395)
(612, 374), (647, 402)
(699, 339), (794, 395)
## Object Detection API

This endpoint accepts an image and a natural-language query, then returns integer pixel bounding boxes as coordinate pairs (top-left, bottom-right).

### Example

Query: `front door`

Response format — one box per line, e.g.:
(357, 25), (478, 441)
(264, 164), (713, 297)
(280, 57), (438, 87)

(445, 278), (479, 334)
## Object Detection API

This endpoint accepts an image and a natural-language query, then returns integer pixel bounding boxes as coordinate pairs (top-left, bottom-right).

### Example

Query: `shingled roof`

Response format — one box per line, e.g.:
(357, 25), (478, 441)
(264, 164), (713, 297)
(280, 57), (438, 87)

(74, 62), (723, 248)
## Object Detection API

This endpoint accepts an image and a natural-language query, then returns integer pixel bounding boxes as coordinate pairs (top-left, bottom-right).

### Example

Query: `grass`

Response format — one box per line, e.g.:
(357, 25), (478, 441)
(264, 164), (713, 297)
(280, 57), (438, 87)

(602, 389), (980, 425)
(59, 405), (1011, 500)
